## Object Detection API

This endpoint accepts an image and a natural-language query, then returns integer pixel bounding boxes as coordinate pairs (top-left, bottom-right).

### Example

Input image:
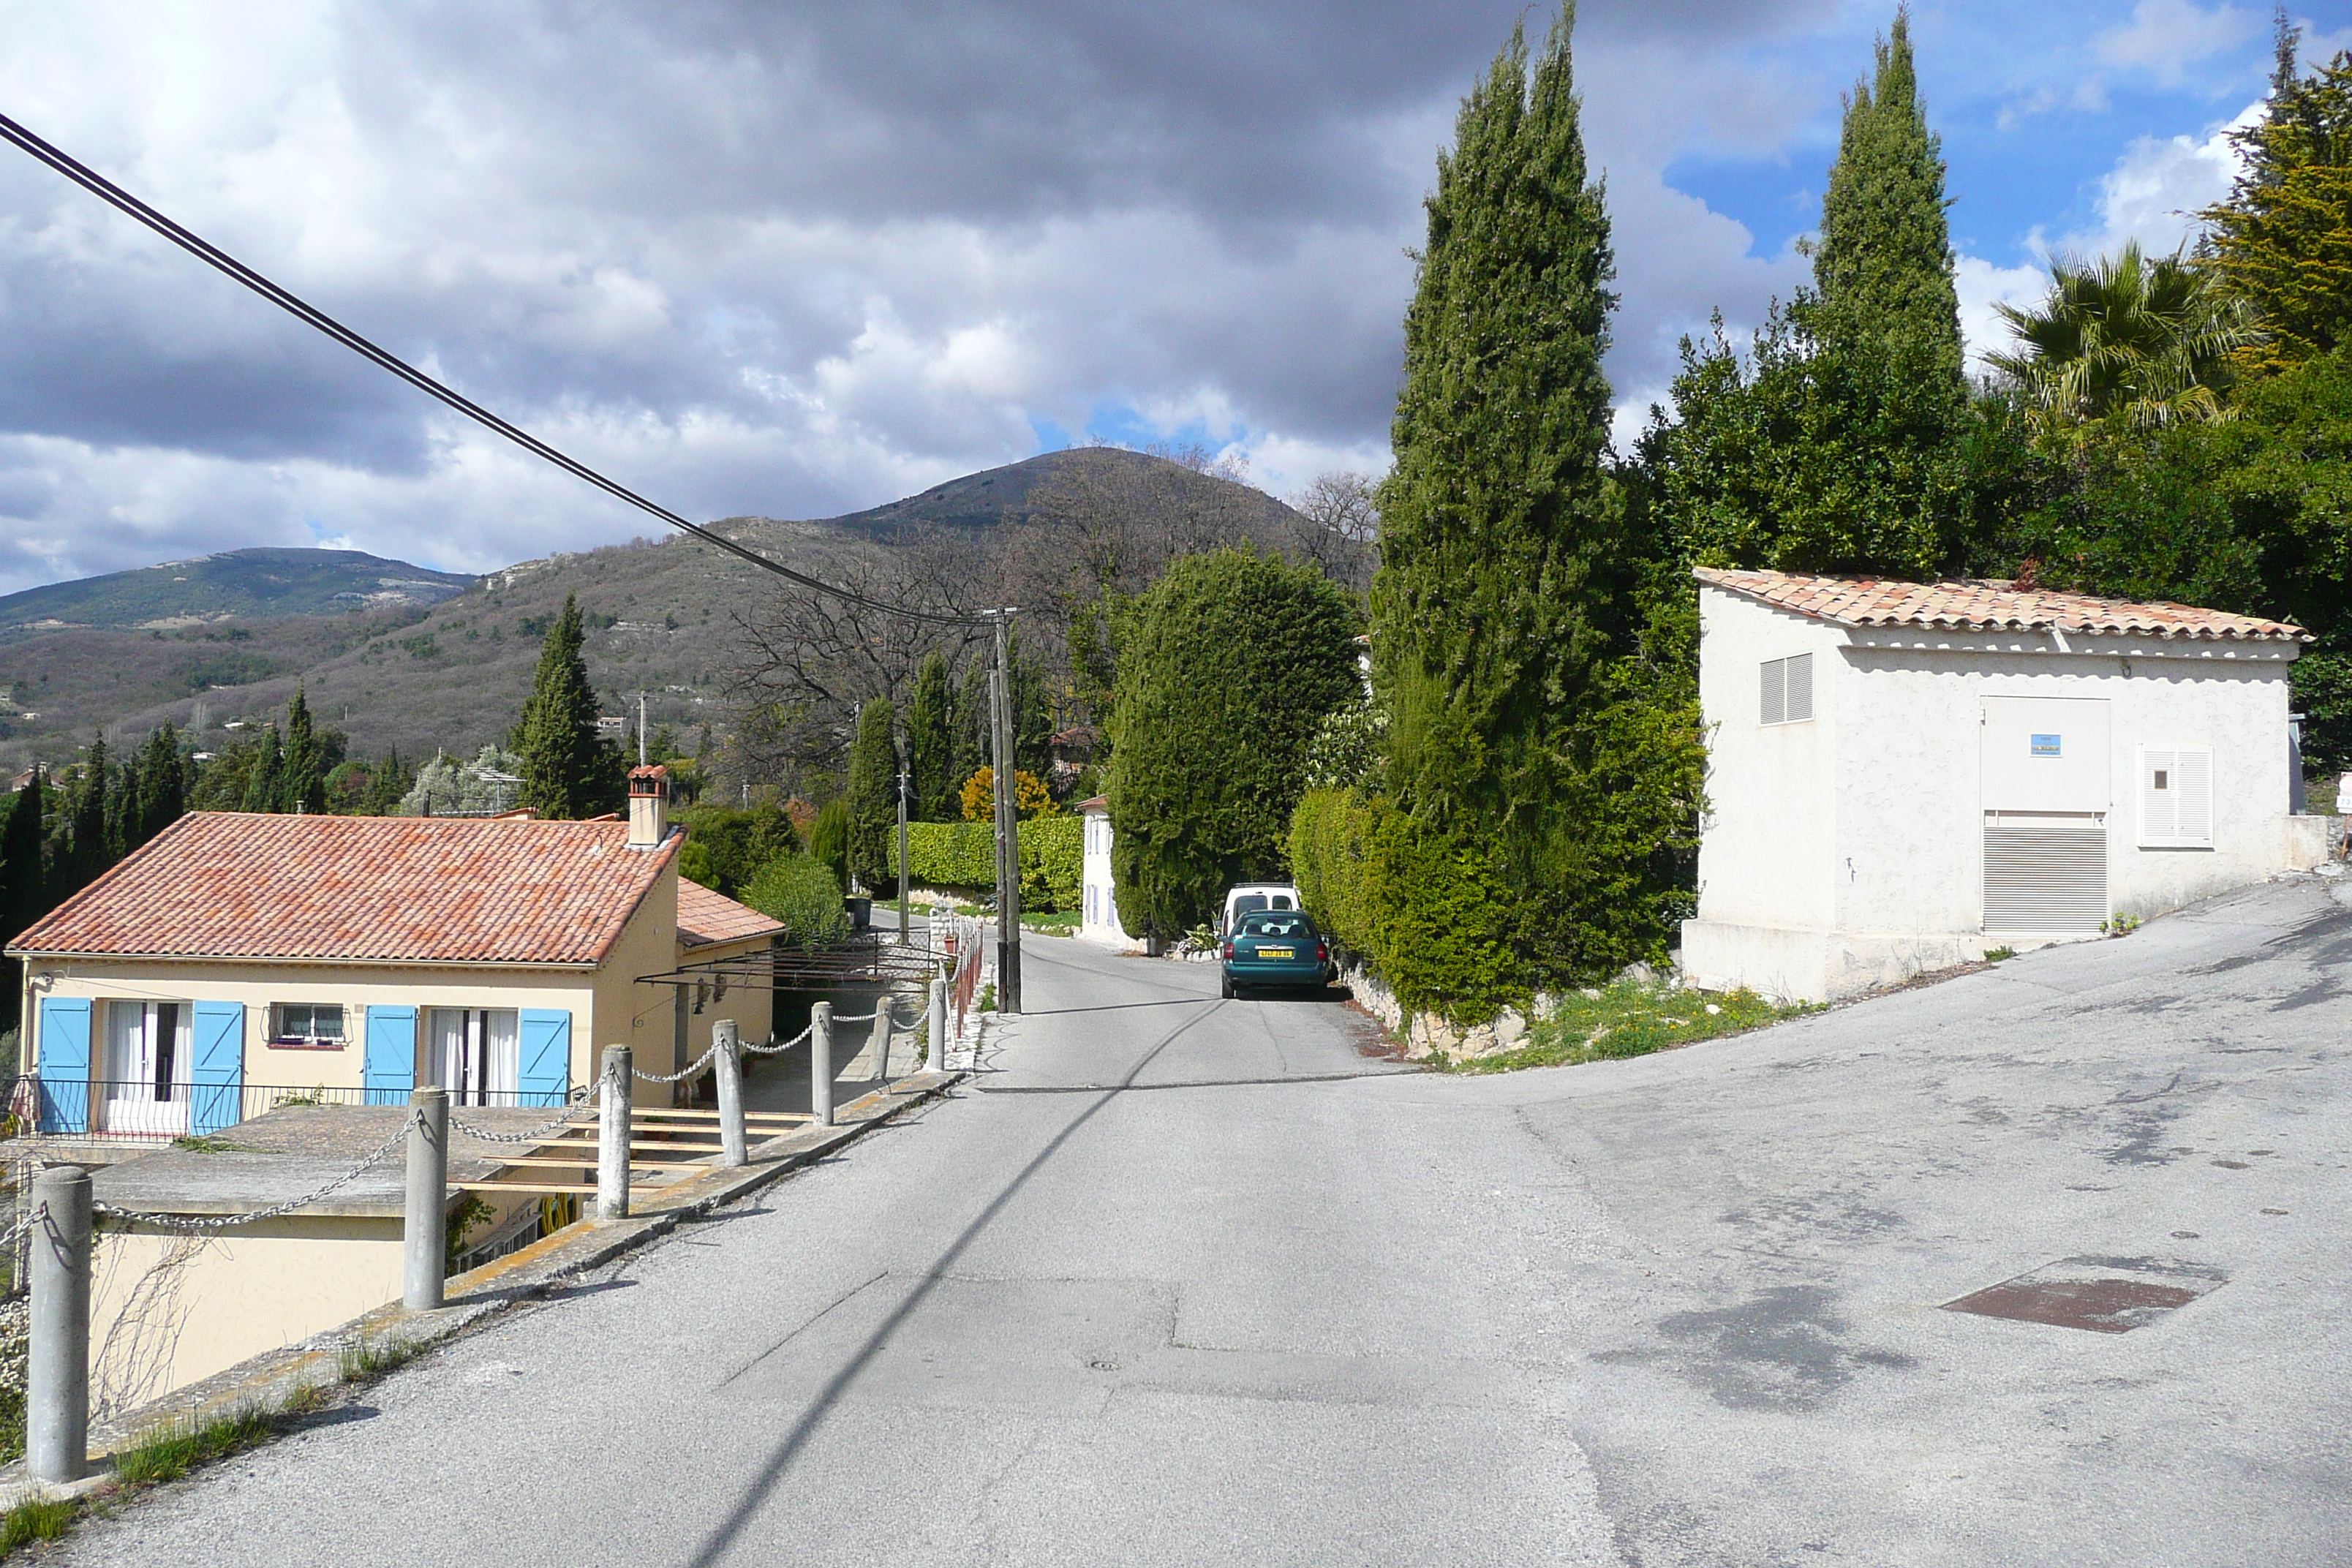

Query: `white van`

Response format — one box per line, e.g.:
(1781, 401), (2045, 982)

(1220, 883), (1300, 937)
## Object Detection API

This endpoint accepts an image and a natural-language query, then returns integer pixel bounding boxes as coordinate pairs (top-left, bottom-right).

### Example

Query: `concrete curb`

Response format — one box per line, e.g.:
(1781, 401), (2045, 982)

(0, 1067), (965, 1509)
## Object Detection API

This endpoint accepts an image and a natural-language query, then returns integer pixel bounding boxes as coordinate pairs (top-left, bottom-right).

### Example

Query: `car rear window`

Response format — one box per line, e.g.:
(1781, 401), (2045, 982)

(1237, 913), (1313, 938)
(1231, 894), (1269, 918)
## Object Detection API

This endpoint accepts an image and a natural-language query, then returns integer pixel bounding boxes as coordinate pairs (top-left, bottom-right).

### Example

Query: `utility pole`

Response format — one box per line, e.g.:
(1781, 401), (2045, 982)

(990, 609), (1022, 1012)
(894, 732), (912, 946)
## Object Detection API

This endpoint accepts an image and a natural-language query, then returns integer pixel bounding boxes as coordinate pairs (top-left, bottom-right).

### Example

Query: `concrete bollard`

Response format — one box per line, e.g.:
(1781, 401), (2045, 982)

(930, 977), (949, 1074)
(598, 1046), (633, 1220)
(713, 1019), (747, 1169)
(811, 1002), (834, 1128)
(872, 1003), (894, 1086)
(404, 1088), (448, 1311)
(28, 1165), (91, 1484)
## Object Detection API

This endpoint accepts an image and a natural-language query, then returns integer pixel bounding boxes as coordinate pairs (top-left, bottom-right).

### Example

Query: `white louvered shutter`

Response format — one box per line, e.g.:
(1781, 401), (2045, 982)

(2138, 745), (2213, 848)
(1759, 657), (1785, 725)
(1983, 817), (2108, 933)
(1783, 653), (1813, 723)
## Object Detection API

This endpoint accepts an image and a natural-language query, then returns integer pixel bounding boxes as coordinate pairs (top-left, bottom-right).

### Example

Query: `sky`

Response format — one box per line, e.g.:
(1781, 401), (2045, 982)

(1, 0), (2347, 597)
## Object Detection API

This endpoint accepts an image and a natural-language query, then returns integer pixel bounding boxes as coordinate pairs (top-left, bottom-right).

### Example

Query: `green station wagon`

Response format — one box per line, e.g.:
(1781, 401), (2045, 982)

(1220, 911), (1332, 998)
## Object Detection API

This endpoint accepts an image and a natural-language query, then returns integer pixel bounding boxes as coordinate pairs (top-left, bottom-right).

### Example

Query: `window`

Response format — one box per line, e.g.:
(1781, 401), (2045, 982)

(1760, 653), (1814, 725)
(425, 1008), (521, 1106)
(272, 1003), (345, 1044)
(2137, 746), (2213, 848)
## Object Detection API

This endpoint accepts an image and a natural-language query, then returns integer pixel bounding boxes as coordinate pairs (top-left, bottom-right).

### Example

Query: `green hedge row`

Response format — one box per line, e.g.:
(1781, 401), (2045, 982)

(1286, 787), (1525, 1025)
(889, 815), (1082, 912)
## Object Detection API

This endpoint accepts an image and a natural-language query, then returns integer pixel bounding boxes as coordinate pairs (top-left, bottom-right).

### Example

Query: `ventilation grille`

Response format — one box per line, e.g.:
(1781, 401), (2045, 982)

(1984, 818), (2108, 934)
(1760, 652), (1813, 725)
(2138, 745), (2213, 848)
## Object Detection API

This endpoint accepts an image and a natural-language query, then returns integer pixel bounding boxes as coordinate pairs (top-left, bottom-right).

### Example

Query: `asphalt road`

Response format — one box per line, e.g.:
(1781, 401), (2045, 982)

(59, 881), (2352, 1566)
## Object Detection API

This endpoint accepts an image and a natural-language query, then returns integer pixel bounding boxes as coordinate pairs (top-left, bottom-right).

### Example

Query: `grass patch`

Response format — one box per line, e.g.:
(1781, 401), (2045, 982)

(1983, 946), (2016, 962)
(976, 982), (997, 1012)
(113, 1403), (274, 1485)
(168, 1135), (259, 1153)
(1020, 910), (1079, 937)
(0, 1496), (73, 1553)
(1436, 981), (1809, 1074)
(336, 1330), (424, 1384)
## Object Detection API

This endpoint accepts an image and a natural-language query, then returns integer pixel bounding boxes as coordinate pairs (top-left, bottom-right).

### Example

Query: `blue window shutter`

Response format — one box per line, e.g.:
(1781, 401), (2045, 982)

(363, 1006), (418, 1106)
(189, 1001), (246, 1136)
(518, 1010), (571, 1109)
(35, 998), (91, 1135)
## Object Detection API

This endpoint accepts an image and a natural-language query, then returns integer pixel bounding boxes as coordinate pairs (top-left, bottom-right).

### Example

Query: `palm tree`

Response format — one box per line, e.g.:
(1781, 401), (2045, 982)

(1987, 242), (2259, 436)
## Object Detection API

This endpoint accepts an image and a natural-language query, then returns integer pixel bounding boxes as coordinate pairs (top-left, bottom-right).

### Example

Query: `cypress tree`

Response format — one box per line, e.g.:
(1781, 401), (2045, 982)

(951, 657), (990, 803)
(906, 653), (955, 821)
(1372, 3), (1623, 878)
(844, 697), (897, 892)
(66, 737), (113, 894)
(0, 778), (42, 1036)
(131, 723), (184, 848)
(240, 725), (282, 813)
(280, 687), (327, 814)
(516, 594), (607, 820)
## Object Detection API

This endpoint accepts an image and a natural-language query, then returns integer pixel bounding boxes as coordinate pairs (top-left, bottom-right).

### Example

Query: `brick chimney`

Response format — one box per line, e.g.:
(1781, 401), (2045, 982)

(627, 764), (670, 849)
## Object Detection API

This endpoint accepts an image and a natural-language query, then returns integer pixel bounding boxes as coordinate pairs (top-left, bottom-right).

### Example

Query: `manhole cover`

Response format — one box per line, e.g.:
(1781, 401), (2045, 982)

(1942, 1255), (2227, 1334)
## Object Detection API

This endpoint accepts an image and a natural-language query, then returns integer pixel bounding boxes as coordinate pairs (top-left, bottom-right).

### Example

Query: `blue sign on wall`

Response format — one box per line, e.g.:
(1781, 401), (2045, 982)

(2030, 734), (2062, 758)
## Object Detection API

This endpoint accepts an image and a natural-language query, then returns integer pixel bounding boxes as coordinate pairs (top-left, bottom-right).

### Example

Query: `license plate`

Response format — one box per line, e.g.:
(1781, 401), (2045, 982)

(1258, 948), (1294, 960)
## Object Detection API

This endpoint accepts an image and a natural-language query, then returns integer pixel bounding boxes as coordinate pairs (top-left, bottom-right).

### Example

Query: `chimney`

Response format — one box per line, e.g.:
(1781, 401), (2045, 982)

(627, 764), (670, 849)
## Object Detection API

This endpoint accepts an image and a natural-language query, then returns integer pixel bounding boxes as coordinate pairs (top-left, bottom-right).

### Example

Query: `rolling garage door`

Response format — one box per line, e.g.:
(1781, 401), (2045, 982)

(1983, 813), (2108, 934)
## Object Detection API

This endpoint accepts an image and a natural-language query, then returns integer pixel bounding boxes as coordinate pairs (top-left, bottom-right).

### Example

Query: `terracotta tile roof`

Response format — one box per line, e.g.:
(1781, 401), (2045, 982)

(1695, 568), (2309, 643)
(676, 879), (785, 950)
(9, 813), (679, 965)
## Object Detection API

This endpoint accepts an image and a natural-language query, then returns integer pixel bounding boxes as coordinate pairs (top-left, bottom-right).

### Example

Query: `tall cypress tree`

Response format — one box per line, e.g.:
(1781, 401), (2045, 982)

(844, 696), (898, 892)
(906, 652), (956, 821)
(131, 723), (184, 849)
(0, 777), (42, 1037)
(280, 687), (327, 814)
(240, 725), (283, 813)
(66, 736), (112, 894)
(1373, 3), (1622, 863)
(516, 593), (608, 820)
(951, 657), (990, 802)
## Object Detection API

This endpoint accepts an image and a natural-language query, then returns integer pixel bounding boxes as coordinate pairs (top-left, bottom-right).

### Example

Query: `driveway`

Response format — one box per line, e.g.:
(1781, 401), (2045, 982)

(56, 881), (2352, 1566)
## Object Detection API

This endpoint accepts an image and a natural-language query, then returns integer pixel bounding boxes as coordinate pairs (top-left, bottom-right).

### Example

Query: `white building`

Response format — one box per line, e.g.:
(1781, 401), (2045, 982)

(1681, 569), (2337, 1003)
(1077, 796), (1131, 947)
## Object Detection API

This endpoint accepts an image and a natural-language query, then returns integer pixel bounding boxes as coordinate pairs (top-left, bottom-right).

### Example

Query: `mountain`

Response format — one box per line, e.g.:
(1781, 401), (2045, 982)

(0, 547), (474, 640)
(0, 451), (1314, 774)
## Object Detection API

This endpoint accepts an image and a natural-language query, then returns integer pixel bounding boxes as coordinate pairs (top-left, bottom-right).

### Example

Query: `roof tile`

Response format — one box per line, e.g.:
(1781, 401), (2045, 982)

(676, 879), (785, 949)
(1695, 568), (2307, 642)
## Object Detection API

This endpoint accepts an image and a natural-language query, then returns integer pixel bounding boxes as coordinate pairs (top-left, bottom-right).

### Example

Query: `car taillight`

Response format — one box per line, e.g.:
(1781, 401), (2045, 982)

(1221, 941), (1235, 960)
(1316, 941), (1328, 962)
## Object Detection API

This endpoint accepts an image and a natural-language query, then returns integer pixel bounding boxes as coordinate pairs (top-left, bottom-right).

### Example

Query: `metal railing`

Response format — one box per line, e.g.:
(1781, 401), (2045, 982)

(2, 1076), (569, 1140)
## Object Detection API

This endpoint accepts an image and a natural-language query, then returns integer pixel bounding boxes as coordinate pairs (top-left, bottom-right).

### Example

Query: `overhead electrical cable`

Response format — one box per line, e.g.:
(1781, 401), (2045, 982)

(0, 108), (987, 628)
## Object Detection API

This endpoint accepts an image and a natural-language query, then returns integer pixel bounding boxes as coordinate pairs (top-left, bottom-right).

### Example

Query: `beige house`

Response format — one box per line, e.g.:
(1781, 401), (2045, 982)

(7, 766), (780, 1136)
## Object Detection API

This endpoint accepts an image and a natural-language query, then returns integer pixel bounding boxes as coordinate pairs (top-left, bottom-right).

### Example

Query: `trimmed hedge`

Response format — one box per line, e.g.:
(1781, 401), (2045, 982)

(889, 815), (1081, 912)
(1287, 787), (1524, 1025)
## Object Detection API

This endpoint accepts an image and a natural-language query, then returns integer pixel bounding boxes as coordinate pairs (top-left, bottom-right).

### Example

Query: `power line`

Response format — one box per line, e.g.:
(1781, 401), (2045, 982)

(0, 108), (987, 629)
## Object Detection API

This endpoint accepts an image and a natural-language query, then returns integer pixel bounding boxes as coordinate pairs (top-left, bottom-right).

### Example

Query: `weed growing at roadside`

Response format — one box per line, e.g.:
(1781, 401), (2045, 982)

(113, 1403), (273, 1485)
(977, 983), (997, 1012)
(337, 1330), (423, 1384)
(1983, 946), (2016, 962)
(1439, 981), (1807, 1074)
(0, 1496), (73, 1552)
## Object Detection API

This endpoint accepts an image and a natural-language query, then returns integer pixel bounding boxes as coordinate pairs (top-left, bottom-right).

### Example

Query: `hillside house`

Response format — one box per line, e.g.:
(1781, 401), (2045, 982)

(1681, 570), (2338, 1003)
(7, 765), (781, 1135)
(1078, 796), (1128, 946)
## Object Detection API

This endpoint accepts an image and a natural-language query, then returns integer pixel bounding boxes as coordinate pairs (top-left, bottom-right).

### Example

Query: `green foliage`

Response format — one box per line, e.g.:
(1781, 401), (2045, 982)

(743, 854), (851, 951)
(397, 746), (527, 817)
(906, 652), (958, 821)
(2201, 37), (2352, 375)
(1300, 693), (1386, 792)
(951, 658), (990, 802)
(0, 778), (44, 1033)
(445, 1192), (495, 1275)
(845, 697), (898, 892)
(515, 593), (619, 820)
(887, 816), (1083, 911)
(1438, 980), (1804, 1074)
(2294, 652), (2352, 777)
(0, 1496), (74, 1550)
(1107, 549), (1360, 938)
(1375, 5), (1624, 845)
(674, 803), (799, 897)
(115, 1403), (276, 1484)
(280, 685), (328, 814)
(1286, 788), (1523, 1023)
(1987, 242), (2258, 434)
(807, 798), (851, 892)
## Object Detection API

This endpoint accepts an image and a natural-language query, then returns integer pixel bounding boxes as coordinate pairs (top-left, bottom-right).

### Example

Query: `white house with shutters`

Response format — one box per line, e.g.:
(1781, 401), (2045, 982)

(1077, 796), (1132, 947)
(1680, 569), (2337, 1004)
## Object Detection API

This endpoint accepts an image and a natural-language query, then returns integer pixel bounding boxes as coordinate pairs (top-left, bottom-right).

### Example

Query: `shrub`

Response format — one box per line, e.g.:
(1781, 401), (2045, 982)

(1107, 549), (1360, 938)
(959, 766), (1054, 821)
(675, 803), (799, 897)
(888, 816), (1082, 911)
(807, 799), (851, 892)
(1287, 787), (1523, 1024)
(743, 855), (851, 950)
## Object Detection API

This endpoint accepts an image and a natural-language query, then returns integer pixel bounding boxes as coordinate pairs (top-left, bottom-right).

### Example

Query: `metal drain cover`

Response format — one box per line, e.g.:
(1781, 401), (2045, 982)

(1942, 1255), (2227, 1334)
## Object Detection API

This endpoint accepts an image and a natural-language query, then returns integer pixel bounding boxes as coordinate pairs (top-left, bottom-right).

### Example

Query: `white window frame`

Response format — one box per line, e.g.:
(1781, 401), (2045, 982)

(1760, 652), (1814, 727)
(2135, 744), (2214, 849)
(271, 1001), (346, 1044)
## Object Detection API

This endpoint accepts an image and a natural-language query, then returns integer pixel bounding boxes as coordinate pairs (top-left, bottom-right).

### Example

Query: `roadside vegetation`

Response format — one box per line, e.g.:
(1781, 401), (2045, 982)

(1433, 982), (1807, 1074)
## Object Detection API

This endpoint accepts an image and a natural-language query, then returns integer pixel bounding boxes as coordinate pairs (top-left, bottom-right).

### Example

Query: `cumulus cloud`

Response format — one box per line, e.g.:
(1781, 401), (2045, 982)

(2051, 100), (2260, 259)
(2095, 0), (2261, 87)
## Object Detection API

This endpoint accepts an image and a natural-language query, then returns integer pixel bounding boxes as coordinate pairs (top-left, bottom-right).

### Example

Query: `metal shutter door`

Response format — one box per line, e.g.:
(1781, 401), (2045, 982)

(1983, 818), (2108, 934)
